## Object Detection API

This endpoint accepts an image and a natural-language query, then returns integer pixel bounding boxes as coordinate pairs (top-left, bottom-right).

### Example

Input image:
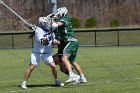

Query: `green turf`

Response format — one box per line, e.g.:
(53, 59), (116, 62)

(0, 47), (140, 93)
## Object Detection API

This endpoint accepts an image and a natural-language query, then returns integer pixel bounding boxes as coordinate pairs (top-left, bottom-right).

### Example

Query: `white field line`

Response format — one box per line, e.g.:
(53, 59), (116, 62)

(2, 77), (140, 93)
(9, 87), (54, 93)
(79, 77), (140, 86)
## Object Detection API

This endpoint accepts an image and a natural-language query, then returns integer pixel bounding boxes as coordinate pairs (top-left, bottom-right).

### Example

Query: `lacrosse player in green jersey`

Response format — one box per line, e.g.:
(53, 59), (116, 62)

(52, 29), (80, 81)
(51, 7), (87, 84)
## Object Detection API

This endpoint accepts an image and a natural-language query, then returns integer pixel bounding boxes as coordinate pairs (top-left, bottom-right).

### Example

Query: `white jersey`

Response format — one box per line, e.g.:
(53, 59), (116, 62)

(32, 26), (52, 54)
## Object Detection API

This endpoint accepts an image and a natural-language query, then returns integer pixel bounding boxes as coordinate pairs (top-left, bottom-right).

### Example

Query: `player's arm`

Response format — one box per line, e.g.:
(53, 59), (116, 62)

(35, 29), (49, 45)
(52, 39), (60, 45)
(51, 19), (64, 30)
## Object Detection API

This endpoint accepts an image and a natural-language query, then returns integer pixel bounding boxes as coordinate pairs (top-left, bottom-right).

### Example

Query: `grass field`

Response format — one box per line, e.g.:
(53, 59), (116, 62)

(0, 46), (140, 93)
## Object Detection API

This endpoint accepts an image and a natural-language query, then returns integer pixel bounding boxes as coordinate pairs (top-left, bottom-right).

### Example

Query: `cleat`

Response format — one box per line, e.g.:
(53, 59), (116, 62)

(55, 80), (64, 87)
(74, 74), (80, 82)
(21, 81), (28, 89)
(65, 77), (76, 83)
(21, 84), (28, 89)
(74, 78), (87, 84)
(80, 78), (87, 83)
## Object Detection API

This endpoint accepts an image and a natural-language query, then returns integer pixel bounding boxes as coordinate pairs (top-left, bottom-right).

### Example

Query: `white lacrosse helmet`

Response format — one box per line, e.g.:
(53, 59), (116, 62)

(38, 17), (51, 30)
(55, 7), (68, 18)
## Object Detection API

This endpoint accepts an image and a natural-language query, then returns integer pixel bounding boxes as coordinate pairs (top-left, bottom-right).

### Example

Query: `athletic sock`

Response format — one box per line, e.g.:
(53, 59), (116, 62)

(80, 74), (85, 79)
(69, 72), (74, 78)
(22, 80), (26, 85)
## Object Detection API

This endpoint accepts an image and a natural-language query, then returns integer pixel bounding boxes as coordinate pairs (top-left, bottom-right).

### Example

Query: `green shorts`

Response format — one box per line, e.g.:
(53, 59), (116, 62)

(63, 41), (79, 62)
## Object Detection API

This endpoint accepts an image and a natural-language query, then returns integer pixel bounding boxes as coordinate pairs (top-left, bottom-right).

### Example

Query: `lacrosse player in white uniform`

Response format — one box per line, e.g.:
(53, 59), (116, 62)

(21, 17), (64, 89)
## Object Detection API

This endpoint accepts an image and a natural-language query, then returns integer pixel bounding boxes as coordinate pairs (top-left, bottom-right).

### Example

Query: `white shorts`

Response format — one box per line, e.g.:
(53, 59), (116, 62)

(30, 52), (54, 66)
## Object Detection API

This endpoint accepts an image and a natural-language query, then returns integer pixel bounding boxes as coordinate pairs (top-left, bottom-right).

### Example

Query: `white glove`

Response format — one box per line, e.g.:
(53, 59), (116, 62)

(53, 39), (60, 45)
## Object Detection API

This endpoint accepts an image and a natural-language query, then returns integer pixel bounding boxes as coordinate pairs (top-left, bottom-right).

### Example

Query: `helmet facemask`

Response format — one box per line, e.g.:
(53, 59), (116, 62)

(38, 17), (51, 31)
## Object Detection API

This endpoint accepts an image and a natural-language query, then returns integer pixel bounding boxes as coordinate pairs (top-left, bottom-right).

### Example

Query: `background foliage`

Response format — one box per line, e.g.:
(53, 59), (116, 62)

(85, 17), (96, 28)
(0, 0), (140, 31)
(71, 17), (81, 28)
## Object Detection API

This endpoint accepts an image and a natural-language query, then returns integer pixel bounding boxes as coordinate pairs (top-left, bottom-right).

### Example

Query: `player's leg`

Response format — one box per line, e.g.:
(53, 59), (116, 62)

(53, 54), (80, 82)
(21, 64), (36, 89)
(62, 55), (81, 83)
(71, 62), (87, 83)
(21, 52), (40, 89)
(43, 54), (64, 87)
(59, 63), (69, 75)
(53, 54), (69, 75)
(52, 54), (62, 66)
(69, 42), (87, 83)
(62, 42), (76, 82)
(63, 41), (86, 83)
(49, 62), (57, 80)
(53, 53), (80, 80)
(23, 64), (36, 81)
(49, 62), (65, 86)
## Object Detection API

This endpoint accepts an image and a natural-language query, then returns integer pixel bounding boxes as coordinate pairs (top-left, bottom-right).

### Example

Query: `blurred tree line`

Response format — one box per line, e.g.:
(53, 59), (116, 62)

(0, 0), (140, 31)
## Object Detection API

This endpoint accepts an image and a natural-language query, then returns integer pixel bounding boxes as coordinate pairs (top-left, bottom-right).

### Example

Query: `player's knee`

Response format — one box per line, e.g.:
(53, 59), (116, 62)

(53, 55), (61, 64)
(29, 65), (35, 71)
(52, 65), (56, 69)
(50, 63), (56, 69)
(62, 56), (67, 62)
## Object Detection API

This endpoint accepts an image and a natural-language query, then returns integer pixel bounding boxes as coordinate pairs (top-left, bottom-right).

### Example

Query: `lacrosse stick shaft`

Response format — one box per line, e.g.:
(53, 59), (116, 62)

(0, 0), (36, 30)
(1, 1), (28, 25)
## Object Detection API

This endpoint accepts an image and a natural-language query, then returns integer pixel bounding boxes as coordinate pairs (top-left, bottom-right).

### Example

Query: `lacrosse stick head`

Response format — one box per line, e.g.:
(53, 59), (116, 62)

(0, 0), (3, 4)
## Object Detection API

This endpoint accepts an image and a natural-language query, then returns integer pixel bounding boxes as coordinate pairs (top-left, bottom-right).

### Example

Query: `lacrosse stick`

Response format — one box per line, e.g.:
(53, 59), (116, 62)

(0, 0), (36, 30)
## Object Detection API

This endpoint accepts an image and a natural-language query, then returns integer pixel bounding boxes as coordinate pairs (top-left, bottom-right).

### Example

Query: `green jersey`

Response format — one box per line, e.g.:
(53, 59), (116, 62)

(58, 16), (77, 42)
